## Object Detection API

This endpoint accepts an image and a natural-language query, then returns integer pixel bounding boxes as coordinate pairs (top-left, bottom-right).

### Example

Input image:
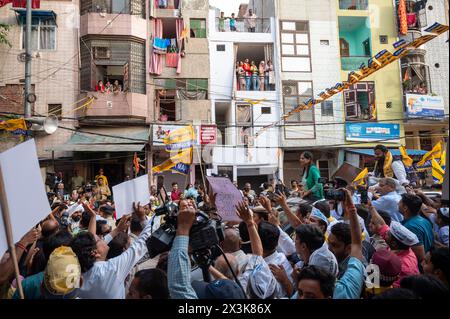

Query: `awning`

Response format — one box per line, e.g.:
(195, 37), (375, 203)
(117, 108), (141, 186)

(13, 8), (57, 24)
(47, 129), (148, 152)
(346, 148), (427, 157)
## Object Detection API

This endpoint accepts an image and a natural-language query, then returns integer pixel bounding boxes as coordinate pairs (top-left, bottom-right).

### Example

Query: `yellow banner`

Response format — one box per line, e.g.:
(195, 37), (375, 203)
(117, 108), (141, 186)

(399, 146), (413, 167)
(417, 141), (442, 166)
(163, 125), (195, 145)
(0, 119), (27, 131)
(440, 150), (446, 167)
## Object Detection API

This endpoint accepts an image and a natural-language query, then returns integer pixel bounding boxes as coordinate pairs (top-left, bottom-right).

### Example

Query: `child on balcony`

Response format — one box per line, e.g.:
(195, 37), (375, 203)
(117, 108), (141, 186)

(95, 80), (105, 93)
(230, 13), (237, 31)
(219, 12), (225, 32)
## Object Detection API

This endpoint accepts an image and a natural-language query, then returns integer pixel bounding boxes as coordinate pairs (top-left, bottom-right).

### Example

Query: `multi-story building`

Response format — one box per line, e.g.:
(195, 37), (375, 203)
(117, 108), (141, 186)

(208, 0), (280, 188)
(396, 0), (449, 152)
(0, 0), (79, 178)
(337, 0), (406, 172)
(274, 0), (344, 182)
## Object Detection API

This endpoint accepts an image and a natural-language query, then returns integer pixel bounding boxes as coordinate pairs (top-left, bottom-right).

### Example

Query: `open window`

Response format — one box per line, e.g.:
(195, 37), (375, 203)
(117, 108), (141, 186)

(17, 11), (57, 51)
(236, 103), (253, 146)
(344, 81), (376, 121)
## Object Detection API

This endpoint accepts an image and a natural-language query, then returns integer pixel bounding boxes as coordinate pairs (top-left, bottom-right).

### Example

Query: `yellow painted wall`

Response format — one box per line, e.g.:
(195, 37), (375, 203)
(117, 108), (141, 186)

(337, 0), (406, 147)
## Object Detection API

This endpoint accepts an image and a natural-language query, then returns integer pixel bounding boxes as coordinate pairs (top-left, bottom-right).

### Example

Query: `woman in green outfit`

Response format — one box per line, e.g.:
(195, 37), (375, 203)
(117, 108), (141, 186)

(299, 151), (324, 202)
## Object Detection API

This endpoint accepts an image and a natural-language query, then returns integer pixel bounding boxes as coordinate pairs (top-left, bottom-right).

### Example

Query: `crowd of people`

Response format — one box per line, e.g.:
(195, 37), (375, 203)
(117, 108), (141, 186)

(95, 80), (123, 94)
(0, 144), (448, 300)
(236, 59), (275, 91)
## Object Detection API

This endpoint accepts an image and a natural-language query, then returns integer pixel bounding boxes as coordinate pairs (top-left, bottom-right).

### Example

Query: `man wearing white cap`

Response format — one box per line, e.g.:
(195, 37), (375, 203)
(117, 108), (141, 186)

(367, 200), (420, 287)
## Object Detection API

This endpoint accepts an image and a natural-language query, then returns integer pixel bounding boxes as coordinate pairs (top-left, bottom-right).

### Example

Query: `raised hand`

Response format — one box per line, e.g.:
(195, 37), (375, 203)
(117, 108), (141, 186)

(19, 227), (41, 246)
(177, 200), (196, 236)
(259, 195), (272, 213)
(268, 210), (280, 227)
(235, 201), (253, 225)
(273, 192), (287, 207)
(133, 201), (147, 220)
(116, 214), (131, 233)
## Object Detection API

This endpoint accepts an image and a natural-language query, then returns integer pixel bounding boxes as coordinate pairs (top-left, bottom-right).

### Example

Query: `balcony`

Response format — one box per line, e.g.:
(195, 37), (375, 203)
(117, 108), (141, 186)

(76, 92), (148, 120)
(401, 60), (432, 96)
(81, 0), (145, 17)
(340, 56), (370, 71)
(80, 12), (146, 39)
(339, 16), (372, 71)
(396, 0), (428, 34)
(153, 0), (181, 17)
(339, 0), (369, 10)
(215, 17), (271, 33)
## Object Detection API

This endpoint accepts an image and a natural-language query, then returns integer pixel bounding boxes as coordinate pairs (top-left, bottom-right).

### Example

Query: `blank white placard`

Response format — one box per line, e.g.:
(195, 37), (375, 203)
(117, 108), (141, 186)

(0, 139), (51, 252)
(113, 174), (150, 218)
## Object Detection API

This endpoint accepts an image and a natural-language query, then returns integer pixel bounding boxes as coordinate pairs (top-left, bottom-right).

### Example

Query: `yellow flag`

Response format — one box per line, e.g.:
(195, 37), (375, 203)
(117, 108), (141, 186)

(399, 145), (413, 167)
(243, 98), (267, 105)
(0, 119), (27, 131)
(353, 168), (368, 185)
(152, 148), (192, 173)
(163, 125), (195, 145)
(440, 149), (446, 167)
(417, 141), (442, 166)
(431, 158), (445, 184)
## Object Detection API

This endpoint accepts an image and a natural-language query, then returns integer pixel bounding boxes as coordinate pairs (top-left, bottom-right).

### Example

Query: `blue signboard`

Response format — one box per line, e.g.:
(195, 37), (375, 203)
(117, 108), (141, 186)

(345, 122), (401, 143)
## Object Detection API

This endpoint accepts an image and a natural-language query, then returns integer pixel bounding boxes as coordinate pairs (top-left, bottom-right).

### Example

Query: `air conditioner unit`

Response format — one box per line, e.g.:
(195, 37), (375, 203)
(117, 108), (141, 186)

(94, 47), (111, 59)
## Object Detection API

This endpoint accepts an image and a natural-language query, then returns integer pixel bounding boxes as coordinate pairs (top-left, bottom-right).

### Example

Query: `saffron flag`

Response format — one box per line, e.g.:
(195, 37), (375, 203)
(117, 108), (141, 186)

(417, 141), (442, 167)
(0, 118), (27, 131)
(133, 152), (140, 175)
(399, 146), (413, 167)
(431, 158), (445, 184)
(353, 168), (368, 185)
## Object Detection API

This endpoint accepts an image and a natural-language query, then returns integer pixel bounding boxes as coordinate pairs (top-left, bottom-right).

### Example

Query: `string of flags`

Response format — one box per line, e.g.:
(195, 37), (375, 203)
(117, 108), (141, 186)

(152, 125), (195, 175)
(253, 22), (449, 140)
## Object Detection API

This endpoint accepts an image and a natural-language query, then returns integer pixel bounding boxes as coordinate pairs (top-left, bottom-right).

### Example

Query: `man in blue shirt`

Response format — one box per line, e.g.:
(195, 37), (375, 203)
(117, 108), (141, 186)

(399, 193), (434, 264)
(371, 178), (403, 222)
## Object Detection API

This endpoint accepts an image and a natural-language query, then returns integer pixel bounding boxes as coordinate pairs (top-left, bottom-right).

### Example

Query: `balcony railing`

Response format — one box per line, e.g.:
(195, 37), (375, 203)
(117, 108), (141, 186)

(396, 0), (428, 33)
(339, 0), (369, 10)
(215, 17), (271, 33)
(155, 0), (181, 9)
(341, 56), (370, 71)
(83, 0), (145, 16)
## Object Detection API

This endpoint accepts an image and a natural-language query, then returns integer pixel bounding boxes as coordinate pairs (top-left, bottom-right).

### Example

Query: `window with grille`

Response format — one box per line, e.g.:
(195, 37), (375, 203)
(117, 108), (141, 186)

(190, 19), (207, 38)
(343, 81), (376, 121)
(321, 101), (333, 117)
(21, 18), (56, 50)
(282, 81), (314, 123)
(236, 104), (253, 145)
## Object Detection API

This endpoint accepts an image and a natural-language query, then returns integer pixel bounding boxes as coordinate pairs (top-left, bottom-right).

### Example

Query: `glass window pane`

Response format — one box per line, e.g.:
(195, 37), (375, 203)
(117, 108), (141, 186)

(282, 21), (296, 30)
(296, 21), (309, 31)
(296, 33), (309, 44)
(197, 79), (208, 91)
(296, 45), (309, 55)
(40, 26), (56, 50)
(298, 82), (312, 95)
(281, 33), (294, 43)
(300, 108), (314, 122)
(282, 44), (295, 55)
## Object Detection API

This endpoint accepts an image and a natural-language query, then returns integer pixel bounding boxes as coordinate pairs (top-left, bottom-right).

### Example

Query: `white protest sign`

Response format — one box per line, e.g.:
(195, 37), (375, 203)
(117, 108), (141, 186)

(0, 139), (51, 253)
(206, 176), (243, 222)
(113, 174), (150, 218)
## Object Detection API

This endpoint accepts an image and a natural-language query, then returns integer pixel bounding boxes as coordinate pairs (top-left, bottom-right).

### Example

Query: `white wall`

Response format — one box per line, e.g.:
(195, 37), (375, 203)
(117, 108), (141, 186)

(424, 0), (449, 113)
(276, 0), (344, 148)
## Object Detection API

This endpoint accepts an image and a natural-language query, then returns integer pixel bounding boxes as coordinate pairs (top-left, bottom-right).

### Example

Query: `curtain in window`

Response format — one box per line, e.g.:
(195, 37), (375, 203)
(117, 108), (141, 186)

(39, 19), (55, 50)
(175, 18), (184, 74)
(236, 105), (251, 124)
(176, 90), (206, 100)
(150, 19), (163, 75)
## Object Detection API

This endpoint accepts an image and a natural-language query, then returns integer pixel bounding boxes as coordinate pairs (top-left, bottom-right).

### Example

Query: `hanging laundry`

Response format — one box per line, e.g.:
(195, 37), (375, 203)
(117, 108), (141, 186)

(153, 38), (170, 54)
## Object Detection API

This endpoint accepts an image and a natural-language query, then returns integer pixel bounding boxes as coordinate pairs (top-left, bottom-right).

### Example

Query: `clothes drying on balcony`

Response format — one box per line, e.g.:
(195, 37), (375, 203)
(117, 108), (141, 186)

(153, 37), (171, 54)
(165, 52), (179, 68)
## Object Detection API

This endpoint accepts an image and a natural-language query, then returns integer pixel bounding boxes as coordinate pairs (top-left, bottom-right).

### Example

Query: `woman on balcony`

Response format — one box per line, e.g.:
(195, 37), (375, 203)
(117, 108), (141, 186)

(237, 61), (246, 90)
(267, 60), (275, 90)
(259, 61), (266, 91)
(243, 59), (252, 90)
(250, 61), (260, 91)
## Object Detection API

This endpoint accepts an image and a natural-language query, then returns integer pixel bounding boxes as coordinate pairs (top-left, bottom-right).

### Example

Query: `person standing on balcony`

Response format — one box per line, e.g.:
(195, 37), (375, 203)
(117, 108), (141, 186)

(244, 9), (257, 32)
(96, 80), (105, 93)
(243, 59), (252, 90)
(219, 12), (226, 32)
(259, 61), (266, 91)
(250, 61), (260, 91)
(237, 61), (246, 90)
(266, 60), (275, 90)
(230, 13), (237, 31)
